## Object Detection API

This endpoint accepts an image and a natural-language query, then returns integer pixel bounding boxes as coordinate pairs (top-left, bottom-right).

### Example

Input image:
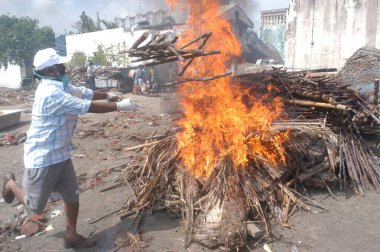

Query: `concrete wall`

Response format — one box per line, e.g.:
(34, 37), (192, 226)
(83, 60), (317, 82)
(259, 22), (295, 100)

(285, 0), (380, 70)
(0, 64), (21, 89)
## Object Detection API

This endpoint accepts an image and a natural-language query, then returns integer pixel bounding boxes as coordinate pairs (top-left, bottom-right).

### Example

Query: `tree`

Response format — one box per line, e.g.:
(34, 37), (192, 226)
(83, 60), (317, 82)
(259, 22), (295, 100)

(88, 45), (130, 67)
(69, 51), (87, 67)
(0, 15), (54, 69)
(103, 44), (130, 67)
(91, 45), (111, 66)
(100, 19), (119, 29)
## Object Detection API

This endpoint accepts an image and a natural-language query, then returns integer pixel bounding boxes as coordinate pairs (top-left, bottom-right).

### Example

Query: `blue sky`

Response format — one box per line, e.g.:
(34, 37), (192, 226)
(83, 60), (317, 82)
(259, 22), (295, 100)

(0, 0), (288, 35)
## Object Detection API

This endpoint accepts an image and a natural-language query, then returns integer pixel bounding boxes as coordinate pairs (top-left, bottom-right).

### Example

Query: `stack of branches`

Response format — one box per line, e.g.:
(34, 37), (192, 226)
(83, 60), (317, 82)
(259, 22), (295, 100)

(66, 66), (128, 84)
(239, 68), (380, 194)
(120, 32), (222, 75)
(239, 68), (380, 135)
(108, 69), (380, 250)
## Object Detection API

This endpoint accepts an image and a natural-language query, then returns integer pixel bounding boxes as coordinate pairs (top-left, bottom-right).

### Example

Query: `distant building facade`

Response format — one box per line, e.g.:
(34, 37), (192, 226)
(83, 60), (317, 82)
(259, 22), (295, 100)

(259, 8), (288, 60)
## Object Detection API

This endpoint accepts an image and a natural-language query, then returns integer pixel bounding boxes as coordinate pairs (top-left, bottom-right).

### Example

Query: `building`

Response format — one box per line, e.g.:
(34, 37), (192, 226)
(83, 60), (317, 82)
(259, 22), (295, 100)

(0, 65), (23, 89)
(259, 8), (288, 60)
(220, 3), (254, 56)
(285, 0), (380, 70)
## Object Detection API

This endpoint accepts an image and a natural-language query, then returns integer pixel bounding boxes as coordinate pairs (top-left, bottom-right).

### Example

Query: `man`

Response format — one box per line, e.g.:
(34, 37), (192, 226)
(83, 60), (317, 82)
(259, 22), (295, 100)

(87, 62), (96, 90)
(135, 65), (145, 87)
(2, 48), (137, 248)
(80, 11), (88, 33)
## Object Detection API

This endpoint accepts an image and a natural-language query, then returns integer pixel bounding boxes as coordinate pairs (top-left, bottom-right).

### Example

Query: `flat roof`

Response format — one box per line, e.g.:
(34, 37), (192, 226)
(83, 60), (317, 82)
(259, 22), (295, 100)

(261, 8), (289, 14)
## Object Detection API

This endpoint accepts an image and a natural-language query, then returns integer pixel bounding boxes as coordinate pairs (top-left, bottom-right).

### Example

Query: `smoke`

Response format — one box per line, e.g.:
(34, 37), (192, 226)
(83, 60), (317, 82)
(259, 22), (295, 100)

(140, 0), (260, 13)
(234, 0), (258, 13)
(142, 0), (258, 12)
(142, 0), (168, 11)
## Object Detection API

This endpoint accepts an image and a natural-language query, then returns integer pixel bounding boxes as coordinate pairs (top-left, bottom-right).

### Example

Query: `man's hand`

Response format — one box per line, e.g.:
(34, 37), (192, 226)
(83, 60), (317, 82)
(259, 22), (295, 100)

(116, 98), (139, 111)
(107, 92), (120, 102)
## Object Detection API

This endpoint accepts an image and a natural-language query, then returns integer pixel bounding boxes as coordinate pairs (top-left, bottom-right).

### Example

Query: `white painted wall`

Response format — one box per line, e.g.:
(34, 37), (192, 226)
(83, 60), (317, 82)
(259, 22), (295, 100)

(0, 64), (21, 89)
(285, 0), (380, 70)
(66, 28), (133, 60)
(66, 28), (173, 66)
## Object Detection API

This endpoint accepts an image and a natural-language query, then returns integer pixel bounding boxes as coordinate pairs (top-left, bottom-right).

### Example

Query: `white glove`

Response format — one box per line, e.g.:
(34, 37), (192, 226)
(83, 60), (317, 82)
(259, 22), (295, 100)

(116, 98), (139, 111)
(107, 92), (120, 102)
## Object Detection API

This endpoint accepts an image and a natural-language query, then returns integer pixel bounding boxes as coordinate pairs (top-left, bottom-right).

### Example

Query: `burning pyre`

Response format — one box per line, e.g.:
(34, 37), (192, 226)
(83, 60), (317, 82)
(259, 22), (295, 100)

(113, 0), (380, 250)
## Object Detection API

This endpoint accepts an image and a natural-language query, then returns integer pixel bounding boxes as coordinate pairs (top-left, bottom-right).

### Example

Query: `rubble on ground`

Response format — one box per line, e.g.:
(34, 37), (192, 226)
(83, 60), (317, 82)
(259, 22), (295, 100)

(66, 66), (129, 85)
(337, 47), (380, 88)
(0, 132), (27, 146)
(0, 88), (34, 105)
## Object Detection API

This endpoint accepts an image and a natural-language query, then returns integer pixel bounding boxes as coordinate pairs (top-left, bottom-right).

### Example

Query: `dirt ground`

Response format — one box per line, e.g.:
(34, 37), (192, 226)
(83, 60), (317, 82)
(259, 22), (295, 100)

(1, 92), (380, 252)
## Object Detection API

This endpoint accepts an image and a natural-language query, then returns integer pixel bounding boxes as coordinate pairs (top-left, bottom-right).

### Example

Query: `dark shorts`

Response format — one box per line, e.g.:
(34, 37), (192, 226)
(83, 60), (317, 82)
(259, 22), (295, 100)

(23, 159), (79, 214)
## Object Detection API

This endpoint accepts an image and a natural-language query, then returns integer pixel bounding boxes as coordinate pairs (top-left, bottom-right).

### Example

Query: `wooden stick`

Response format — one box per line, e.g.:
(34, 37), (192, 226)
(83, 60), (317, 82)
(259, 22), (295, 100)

(89, 208), (126, 224)
(131, 32), (149, 49)
(162, 72), (232, 87)
(120, 210), (137, 219)
(374, 79), (379, 105)
(143, 50), (221, 67)
(124, 136), (174, 151)
(99, 182), (125, 193)
(167, 45), (185, 61)
(180, 32), (211, 49)
(286, 99), (348, 110)
(179, 33), (212, 76)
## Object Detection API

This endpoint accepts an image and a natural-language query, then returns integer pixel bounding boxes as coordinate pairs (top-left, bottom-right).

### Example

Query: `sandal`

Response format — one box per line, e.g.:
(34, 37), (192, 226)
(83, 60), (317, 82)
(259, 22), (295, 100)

(64, 235), (96, 249)
(2, 173), (15, 203)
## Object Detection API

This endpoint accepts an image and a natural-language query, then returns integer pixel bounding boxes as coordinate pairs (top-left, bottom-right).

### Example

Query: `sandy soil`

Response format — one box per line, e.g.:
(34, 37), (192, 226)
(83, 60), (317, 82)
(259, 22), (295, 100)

(1, 92), (380, 252)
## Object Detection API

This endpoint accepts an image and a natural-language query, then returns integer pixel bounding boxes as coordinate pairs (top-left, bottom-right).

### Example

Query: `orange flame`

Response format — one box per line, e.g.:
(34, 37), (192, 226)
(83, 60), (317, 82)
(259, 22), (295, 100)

(168, 0), (288, 178)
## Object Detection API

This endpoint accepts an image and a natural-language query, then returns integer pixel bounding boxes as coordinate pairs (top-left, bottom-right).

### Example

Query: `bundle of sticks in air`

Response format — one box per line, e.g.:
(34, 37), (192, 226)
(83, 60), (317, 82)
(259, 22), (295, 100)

(120, 32), (221, 74)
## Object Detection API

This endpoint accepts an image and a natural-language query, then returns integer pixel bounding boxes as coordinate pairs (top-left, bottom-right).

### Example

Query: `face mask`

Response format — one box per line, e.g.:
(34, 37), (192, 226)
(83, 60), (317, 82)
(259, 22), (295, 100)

(59, 74), (70, 86)
(33, 69), (70, 86)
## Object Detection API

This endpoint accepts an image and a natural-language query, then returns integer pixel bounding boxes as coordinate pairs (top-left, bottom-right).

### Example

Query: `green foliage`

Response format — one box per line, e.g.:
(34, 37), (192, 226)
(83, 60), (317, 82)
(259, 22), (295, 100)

(89, 45), (130, 67)
(103, 44), (130, 67)
(91, 45), (111, 66)
(100, 19), (119, 29)
(0, 15), (54, 68)
(69, 51), (87, 67)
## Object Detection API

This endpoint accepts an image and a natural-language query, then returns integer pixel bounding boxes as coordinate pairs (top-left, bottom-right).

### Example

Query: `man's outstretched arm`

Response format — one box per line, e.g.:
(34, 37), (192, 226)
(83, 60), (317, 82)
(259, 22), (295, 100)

(88, 99), (138, 113)
(88, 100), (117, 113)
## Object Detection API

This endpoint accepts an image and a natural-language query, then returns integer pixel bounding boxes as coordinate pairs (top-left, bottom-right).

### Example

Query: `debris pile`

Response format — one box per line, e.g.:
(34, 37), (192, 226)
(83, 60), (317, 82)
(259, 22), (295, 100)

(0, 132), (27, 146)
(66, 66), (129, 85)
(337, 47), (380, 88)
(0, 88), (34, 105)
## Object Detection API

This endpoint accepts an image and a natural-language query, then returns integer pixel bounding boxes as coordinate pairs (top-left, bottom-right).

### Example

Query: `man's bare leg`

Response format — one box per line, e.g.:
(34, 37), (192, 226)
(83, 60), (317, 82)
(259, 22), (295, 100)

(65, 201), (79, 239)
(64, 202), (96, 248)
(5, 179), (25, 204)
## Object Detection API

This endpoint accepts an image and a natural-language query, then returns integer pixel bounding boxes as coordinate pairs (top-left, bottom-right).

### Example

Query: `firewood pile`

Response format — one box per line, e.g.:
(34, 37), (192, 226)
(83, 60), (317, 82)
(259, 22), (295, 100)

(106, 68), (380, 250)
(239, 68), (380, 136)
(66, 66), (128, 85)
